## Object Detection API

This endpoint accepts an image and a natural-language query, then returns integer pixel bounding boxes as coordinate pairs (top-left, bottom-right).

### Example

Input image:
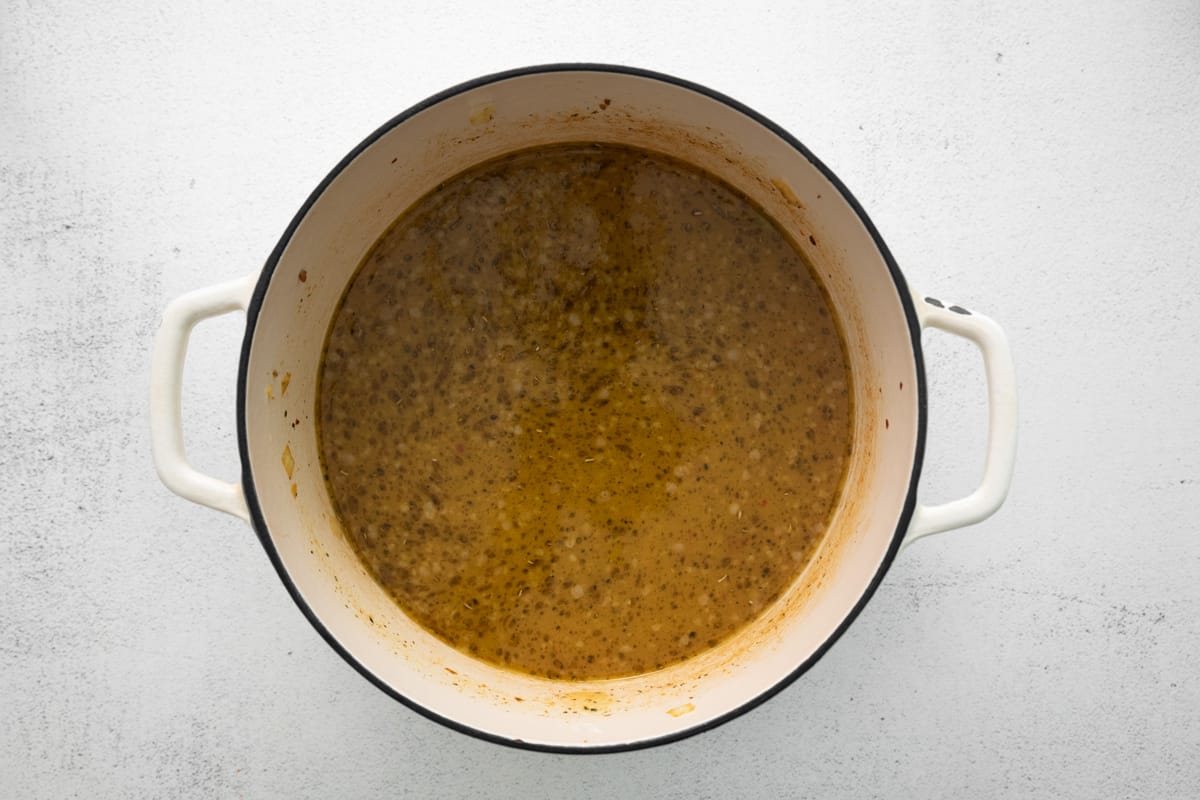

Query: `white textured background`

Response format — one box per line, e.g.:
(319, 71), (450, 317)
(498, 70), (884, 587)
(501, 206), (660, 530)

(3, 1), (1198, 797)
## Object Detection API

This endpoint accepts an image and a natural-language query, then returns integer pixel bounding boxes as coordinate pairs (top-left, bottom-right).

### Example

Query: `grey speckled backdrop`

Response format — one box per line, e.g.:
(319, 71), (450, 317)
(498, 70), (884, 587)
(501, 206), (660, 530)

(3, 2), (1198, 797)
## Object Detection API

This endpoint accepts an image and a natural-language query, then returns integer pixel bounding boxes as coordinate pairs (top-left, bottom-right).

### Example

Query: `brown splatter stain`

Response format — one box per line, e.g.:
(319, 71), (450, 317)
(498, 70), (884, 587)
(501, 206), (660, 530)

(282, 444), (294, 480)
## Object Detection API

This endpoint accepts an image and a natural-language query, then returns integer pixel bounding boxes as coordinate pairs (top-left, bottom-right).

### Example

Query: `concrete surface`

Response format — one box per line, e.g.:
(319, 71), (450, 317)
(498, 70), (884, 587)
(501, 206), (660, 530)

(3, 1), (1198, 797)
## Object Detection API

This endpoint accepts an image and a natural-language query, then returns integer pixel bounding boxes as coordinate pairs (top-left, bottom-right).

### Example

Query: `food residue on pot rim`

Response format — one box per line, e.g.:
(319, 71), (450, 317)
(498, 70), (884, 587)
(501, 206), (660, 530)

(469, 104), (495, 126)
(667, 701), (696, 717)
(281, 444), (294, 480)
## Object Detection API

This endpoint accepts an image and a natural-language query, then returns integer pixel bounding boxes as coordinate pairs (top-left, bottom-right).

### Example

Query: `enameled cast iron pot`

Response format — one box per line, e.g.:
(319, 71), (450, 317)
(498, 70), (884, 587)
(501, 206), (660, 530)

(150, 65), (1017, 752)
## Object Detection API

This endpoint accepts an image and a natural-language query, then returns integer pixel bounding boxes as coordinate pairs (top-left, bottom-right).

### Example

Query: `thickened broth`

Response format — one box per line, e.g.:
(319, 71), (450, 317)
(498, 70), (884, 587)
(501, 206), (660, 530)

(318, 143), (852, 680)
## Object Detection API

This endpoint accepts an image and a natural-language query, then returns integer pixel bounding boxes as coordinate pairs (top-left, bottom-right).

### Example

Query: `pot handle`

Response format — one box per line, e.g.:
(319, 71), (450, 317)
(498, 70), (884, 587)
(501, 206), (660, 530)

(902, 292), (1017, 548)
(150, 275), (257, 522)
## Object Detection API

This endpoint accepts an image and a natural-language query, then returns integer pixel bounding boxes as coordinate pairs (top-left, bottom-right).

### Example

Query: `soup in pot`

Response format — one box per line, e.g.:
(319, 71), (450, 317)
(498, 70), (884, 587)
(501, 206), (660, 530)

(318, 143), (852, 680)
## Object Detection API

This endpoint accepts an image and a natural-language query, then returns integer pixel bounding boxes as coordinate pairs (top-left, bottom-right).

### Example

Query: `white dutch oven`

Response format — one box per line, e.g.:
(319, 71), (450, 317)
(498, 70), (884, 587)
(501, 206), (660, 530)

(150, 65), (1016, 752)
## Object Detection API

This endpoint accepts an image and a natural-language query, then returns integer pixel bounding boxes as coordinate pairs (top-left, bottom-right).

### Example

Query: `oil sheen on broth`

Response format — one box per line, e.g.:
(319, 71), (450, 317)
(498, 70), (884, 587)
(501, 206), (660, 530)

(318, 144), (852, 680)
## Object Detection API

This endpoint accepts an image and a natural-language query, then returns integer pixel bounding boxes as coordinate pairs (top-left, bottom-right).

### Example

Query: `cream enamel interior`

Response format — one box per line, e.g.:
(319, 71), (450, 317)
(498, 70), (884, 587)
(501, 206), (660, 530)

(241, 69), (921, 749)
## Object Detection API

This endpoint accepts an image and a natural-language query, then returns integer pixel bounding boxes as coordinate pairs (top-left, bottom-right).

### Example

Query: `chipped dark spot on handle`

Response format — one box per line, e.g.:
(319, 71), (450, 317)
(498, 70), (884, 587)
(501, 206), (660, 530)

(948, 305), (971, 315)
(924, 297), (944, 308)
